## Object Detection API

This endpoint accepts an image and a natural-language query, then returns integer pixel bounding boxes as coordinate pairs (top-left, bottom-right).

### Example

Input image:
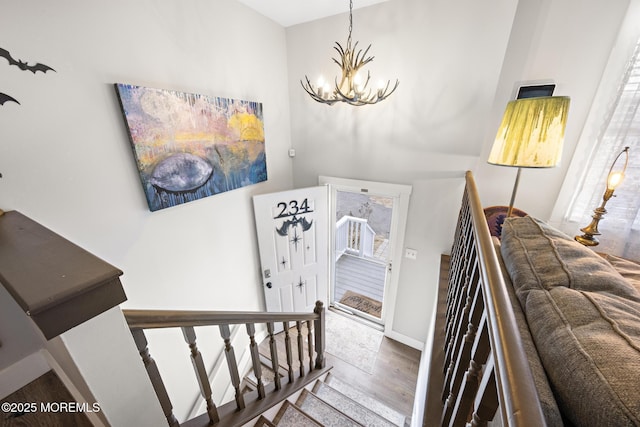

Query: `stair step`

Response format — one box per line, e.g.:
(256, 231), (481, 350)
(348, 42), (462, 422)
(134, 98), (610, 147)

(243, 362), (279, 390)
(253, 415), (277, 427)
(296, 389), (362, 426)
(325, 373), (405, 426)
(272, 400), (322, 427)
(312, 380), (397, 427)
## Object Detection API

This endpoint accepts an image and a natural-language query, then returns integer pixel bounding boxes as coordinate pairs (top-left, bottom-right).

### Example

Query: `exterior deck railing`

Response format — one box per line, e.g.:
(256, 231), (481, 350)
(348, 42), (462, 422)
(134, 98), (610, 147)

(335, 215), (376, 260)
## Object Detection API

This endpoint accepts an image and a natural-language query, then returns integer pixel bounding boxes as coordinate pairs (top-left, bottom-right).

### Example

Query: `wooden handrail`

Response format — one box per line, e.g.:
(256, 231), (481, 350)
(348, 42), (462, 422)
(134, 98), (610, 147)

(463, 171), (547, 426)
(123, 301), (328, 427)
(123, 309), (319, 330)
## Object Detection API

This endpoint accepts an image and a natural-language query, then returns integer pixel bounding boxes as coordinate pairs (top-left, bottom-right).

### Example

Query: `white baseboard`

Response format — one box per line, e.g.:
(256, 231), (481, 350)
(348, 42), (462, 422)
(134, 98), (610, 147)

(384, 329), (424, 351)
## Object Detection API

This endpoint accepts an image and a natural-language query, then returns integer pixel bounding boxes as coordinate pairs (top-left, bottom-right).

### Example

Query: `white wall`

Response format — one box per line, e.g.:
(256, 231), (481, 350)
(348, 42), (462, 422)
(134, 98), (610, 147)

(1, 0), (294, 422)
(286, 0), (631, 345)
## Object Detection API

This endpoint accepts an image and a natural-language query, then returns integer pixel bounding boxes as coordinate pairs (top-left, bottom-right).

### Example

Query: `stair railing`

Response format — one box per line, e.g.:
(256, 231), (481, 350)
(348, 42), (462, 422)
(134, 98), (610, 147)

(123, 301), (328, 427)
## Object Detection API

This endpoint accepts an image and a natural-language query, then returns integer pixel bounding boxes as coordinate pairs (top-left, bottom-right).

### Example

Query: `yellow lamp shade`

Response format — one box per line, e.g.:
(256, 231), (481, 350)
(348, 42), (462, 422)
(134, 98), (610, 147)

(488, 96), (570, 168)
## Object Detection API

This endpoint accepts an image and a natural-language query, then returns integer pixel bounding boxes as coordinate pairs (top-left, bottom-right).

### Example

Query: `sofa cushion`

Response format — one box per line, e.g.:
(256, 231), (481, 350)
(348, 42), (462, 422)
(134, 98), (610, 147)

(500, 216), (640, 427)
(598, 252), (640, 293)
(492, 237), (564, 427)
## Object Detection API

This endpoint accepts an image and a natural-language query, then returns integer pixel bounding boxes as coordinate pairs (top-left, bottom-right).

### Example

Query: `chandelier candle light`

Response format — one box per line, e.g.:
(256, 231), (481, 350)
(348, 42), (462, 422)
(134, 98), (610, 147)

(488, 96), (571, 217)
(575, 146), (630, 246)
(301, 0), (399, 106)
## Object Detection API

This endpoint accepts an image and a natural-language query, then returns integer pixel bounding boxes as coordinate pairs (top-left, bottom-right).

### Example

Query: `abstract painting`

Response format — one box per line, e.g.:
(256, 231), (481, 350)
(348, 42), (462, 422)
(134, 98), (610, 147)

(115, 83), (267, 211)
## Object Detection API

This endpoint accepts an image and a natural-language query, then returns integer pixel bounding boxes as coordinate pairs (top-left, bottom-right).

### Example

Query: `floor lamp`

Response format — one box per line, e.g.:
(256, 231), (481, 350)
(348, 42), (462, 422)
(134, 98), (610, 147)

(488, 96), (570, 217)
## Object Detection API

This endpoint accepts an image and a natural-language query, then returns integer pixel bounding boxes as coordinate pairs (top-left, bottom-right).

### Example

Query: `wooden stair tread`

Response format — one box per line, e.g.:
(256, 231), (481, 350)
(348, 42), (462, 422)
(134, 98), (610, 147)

(311, 380), (398, 427)
(324, 373), (405, 426)
(253, 415), (277, 427)
(272, 401), (322, 427)
(295, 389), (363, 426)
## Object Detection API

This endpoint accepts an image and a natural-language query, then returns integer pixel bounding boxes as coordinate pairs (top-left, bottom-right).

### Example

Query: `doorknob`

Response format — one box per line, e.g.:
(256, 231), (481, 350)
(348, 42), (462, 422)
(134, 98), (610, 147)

(265, 282), (272, 289)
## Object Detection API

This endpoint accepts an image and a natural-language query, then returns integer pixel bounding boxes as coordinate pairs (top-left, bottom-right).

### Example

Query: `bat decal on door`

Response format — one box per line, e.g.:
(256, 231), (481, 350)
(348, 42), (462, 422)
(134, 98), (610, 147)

(276, 215), (313, 237)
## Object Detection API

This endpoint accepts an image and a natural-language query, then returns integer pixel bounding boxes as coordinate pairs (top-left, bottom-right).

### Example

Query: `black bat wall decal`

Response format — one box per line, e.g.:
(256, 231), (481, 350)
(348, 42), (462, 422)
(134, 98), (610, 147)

(0, 47), (56, 74)
(0, 93), (20, 105)
(276, 216), (313, 237)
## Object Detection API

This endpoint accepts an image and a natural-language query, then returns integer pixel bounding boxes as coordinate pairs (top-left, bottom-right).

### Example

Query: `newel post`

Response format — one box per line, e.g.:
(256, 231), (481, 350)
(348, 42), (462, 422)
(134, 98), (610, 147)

(313, 300), (326, 369)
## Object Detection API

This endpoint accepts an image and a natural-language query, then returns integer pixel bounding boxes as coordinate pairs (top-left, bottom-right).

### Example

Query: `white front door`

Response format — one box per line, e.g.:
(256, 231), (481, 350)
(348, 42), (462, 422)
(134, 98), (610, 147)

(253, 186), (329, 314)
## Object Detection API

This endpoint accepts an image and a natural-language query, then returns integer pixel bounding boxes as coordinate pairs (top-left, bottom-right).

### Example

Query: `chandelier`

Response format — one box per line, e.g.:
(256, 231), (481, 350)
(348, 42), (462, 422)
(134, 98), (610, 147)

(300, 0), (399, 106)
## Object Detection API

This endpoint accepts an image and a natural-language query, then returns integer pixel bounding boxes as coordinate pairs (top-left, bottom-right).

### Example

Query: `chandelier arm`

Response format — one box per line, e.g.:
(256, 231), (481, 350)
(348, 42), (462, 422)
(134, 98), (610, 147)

(301, 78), (338, 105)
(362, 71), (372, 90)
(300, 78), (321, 100)
(301, 77), (325, 102)
(334, 82), (356, 103)
(334, 78), (348, 97)
(354, 44), (374, 70)
(378, 79), (400, 100)
(378, 80), (391, 97)
(335, 75), (348, 96)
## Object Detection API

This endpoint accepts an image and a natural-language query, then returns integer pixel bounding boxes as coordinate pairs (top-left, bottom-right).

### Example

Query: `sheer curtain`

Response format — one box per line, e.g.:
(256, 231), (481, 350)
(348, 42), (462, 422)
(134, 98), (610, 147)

(565, 38), (640, 260)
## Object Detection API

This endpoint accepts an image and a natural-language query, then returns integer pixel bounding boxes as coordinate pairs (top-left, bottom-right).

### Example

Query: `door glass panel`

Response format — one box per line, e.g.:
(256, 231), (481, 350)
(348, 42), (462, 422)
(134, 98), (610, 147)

(333, 190), (393, 320)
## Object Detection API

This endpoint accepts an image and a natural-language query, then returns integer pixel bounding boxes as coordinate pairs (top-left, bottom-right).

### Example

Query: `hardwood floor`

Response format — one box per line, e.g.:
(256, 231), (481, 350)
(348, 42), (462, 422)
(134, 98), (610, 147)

(257, 310), (421, 420)
(326, 329), (421, 417)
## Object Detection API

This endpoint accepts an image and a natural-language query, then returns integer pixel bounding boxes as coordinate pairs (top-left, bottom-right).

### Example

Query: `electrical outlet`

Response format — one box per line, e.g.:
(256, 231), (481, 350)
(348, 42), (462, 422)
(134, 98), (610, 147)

(405, 248), (418, 260)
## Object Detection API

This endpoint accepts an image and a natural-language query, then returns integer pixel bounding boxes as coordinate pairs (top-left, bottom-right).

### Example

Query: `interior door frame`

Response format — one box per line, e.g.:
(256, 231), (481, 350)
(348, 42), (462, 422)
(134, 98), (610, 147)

(319, 176), (412, 336)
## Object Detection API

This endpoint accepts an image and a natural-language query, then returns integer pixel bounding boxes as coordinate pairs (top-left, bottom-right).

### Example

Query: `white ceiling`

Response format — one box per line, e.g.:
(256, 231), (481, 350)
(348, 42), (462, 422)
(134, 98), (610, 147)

(237, 0), (391, 27)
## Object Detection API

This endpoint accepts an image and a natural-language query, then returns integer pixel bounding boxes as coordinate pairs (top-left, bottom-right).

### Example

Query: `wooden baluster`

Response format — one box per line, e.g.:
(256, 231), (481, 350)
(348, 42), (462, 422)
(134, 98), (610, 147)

(446, 196), (469, 318)
(446, 214), (466, 317)
(181, 326), (219, 424)
(467, 354), (498, 427)
(131, 329), (179, 427)
(445, 234), (473, 351)
(443, 266), (478, 403)
(443, 231), (464, 382)
(267, 322), (281, 390)
(306, 319), (314, 372)
(450, 359), (482, 427)
(246, 323), (266, 399)
(314, 301), (326, 369)
(446, 240), (475, 348)
(442, 322), (477, 426)
(219, 324), (245, 410)
(444, 275), (469, 374)
(444, 268), (480, 398)
(447, 311), (490, 427)
(283, 321), (294, 383)
(296, 321), (305, 377)
(443, 270), (483, 425)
